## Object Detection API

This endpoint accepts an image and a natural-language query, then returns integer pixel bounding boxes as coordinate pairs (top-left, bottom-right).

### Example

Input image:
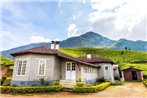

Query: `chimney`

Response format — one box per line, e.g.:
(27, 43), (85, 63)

(87, 53), (91, 61)
(51, 41), (60, 50)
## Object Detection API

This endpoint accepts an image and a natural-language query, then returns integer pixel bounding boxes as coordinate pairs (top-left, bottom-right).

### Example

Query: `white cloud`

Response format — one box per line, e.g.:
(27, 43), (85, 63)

(88, 0), (146, 40)
(67, 24), (79, 38)
(30, 36), (51, 43)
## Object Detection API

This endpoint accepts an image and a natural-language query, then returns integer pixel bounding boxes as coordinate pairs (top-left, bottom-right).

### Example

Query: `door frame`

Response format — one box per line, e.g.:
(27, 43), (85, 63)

(65, 62), (76, 80)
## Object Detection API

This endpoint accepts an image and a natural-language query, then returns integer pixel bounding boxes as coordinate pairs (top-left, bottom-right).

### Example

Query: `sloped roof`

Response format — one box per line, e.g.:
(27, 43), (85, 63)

(77, 57), (114, 64)
(122, 67), (143, 71)
(11, 46), (99, 67)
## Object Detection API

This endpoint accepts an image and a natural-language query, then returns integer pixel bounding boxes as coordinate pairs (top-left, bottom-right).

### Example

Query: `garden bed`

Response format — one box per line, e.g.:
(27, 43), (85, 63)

(73, 82), (110, 93)
(0, 85), (62, 94)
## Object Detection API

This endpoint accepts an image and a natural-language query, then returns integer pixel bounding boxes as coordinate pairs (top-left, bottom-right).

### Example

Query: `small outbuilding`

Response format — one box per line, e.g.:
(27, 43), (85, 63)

(122, 67), (143, 81)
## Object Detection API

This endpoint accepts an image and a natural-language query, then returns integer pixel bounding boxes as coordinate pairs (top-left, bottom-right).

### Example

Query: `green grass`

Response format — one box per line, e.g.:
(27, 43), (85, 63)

(60, 47), (147, 76)
(9, 66), (14, 70)
(60, 47), (147, 62)
(0, 56), (14, 65)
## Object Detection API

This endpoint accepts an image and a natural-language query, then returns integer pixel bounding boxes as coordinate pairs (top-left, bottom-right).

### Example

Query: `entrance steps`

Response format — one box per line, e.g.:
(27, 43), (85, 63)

(60, 80), (76, 89)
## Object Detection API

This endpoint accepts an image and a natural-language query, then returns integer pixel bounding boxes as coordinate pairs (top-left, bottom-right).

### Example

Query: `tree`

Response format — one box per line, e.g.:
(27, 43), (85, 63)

(125, 47), (127, 51)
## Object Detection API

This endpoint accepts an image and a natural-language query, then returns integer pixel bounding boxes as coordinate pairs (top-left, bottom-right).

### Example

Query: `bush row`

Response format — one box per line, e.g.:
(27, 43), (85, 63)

(143, 80), (147, 87)
(0, 85), (62, 94)
(111, 81), (124, 86)
(73, 82), (110, 93)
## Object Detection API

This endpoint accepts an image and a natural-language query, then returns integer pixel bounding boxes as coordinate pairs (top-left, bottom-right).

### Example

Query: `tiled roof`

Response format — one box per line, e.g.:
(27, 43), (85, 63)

(11, 46), (57, 55)
(11, 46), (99, 67)
(77, 57), (114, 63)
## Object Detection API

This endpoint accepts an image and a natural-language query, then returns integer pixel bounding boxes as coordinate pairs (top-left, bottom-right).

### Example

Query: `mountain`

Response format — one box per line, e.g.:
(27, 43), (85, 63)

(60, 31), (116, 48)
(113, 39), (147, 51)
(1, 31), (147, 59)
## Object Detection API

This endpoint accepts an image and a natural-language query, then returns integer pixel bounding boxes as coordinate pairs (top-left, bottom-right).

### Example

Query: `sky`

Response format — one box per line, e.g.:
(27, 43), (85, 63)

(1, 0), (147, 51)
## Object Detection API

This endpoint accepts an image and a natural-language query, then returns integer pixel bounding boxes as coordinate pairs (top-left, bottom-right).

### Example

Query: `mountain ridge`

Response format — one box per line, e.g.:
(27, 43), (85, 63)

(1, 31), (147, 59)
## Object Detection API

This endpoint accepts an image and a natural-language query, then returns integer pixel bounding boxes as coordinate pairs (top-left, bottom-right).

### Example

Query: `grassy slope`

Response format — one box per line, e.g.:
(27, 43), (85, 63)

(60, 47), (147, 75)
(0, 56), (14, 65)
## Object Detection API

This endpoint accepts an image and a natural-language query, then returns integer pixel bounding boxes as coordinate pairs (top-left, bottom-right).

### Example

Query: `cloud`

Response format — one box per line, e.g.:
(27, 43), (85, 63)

(88, 0), (146, 40)
(30, 35), (51, 43)
(67, 24), (79, 38)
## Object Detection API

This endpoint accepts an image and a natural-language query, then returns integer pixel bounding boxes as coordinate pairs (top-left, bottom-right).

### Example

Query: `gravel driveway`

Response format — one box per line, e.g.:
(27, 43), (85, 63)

(1, 82), (147, 98)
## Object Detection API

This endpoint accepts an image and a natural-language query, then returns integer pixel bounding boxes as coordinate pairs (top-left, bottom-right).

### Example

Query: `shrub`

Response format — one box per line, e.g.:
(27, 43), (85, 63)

(99, 77), (105, 82)
(78, 77), (82, 82)
(73, 82), (110, 93)
(0, 76), (7, 85)
(2, 77), (12, 86)
(0, 85), (62, 94)
(40, 78), (46, 86)
(143, 80), (147, 87)
(53, 81), (60, 85)
(31, 83), (37, 86)
(114, 75), (120, 80)
(11, 84), (17, 87)
(76, 82), (84, 87)
(111, 81), (124, 86)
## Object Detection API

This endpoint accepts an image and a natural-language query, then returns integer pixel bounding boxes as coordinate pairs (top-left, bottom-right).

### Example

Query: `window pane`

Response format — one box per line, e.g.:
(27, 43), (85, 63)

(39, 60), (45, 75)
(105, 66), (109, 75)
(21, 61), (27, 75)
(72, 63), (76, 71)
(17, 61), (22, 75)
(67, 63), (71, 71)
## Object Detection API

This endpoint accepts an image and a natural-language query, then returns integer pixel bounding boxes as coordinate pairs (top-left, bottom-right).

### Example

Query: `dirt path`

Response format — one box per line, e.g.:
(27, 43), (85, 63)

(1, 82), (147, 98)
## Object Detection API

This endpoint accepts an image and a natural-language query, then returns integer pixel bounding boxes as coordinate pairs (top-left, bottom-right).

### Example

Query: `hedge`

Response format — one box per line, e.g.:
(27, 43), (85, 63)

(2, 77), (12, 86)
(111, 81), (124, 86)
(76, 82), (84, 87)
(0, 85), (62, 94)
(73, 82), (110, 93)
(143, 80), (147, 87)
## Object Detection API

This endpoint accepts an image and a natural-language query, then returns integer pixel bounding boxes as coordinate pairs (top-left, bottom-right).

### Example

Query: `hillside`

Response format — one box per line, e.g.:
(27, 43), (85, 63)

(60, 47), (147, 76)
(60, 47), (147, 63)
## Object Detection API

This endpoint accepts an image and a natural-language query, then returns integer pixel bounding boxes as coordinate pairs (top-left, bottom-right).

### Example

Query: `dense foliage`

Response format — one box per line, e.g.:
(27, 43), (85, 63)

(76, 82), (85, 87)
(0, 85), (62, 94)
(73, 82), (110, 93)
(0, 56), (14, 65)
(2, 77), (12, 86)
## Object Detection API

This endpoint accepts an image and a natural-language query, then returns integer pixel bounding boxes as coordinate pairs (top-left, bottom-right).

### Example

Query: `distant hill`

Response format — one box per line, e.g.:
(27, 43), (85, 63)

(60, 31), (116, 48)
(1, 31), (147, 59)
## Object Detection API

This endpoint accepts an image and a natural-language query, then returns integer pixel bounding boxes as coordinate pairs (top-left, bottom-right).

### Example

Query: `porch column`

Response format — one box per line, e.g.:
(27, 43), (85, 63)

(121, 71), (125, 81)
(141, 71), (143, 80)
(110, 66), (114, 83)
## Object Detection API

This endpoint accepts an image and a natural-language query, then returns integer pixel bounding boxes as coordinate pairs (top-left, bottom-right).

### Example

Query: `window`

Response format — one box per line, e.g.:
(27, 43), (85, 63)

(38, 60), (46, 76)
(105, 66), (109, 76)
(67, 63), (71, 71)
(17, 60), (27, 75)
(72, 63), (76, 71)
(84, 66), (88, 73)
